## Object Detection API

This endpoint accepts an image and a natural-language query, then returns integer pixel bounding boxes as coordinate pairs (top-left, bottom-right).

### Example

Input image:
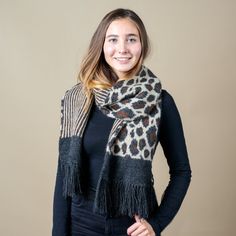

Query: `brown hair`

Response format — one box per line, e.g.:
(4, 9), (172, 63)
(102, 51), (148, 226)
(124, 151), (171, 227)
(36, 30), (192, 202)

(78, 8), (150, 102)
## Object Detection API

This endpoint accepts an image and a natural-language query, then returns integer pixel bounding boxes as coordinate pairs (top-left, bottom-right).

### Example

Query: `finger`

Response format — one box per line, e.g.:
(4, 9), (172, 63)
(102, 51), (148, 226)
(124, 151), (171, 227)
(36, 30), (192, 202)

(134, 214), (141, 222)
(129, 224), (147, 236)
(138, 229), (149, 236)
(127, 222), (141, 235)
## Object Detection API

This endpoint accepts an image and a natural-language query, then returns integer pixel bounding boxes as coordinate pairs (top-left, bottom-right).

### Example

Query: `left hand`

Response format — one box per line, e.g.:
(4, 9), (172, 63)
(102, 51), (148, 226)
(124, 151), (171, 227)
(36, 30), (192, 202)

(127, 214), (156, 236)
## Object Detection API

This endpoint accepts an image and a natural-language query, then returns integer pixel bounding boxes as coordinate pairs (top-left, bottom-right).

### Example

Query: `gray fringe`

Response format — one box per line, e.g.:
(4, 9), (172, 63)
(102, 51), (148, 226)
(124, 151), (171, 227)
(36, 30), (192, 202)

(61, 161), (82, 197)
(93, 178), (158, 218)
(61, 160), (82, 197)
(59, 136), (83, 197)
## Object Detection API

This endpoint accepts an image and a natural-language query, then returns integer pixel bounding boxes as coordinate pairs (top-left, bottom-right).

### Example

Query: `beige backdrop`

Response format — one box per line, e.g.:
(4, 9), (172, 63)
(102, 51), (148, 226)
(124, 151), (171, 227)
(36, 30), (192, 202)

(0, 0), (235, 235)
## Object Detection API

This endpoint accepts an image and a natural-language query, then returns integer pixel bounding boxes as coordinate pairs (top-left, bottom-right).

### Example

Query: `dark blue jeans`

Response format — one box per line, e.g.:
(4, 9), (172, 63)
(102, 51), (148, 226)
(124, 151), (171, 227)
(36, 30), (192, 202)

(71, 194), (136, 236)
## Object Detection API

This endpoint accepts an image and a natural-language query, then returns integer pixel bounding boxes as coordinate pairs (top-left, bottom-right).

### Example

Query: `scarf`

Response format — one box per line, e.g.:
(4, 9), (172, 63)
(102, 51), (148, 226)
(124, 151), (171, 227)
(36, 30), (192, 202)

(59, 65), (162, 218)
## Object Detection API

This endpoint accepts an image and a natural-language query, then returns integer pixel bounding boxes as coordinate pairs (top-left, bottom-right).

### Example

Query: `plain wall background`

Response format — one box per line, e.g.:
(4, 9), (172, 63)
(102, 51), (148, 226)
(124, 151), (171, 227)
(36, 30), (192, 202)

(0, 0), (235, 235)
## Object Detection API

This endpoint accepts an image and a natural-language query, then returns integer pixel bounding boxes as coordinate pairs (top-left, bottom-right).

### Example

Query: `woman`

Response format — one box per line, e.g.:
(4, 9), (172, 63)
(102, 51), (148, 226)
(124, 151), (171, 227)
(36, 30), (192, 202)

(52, 8), (191, 236)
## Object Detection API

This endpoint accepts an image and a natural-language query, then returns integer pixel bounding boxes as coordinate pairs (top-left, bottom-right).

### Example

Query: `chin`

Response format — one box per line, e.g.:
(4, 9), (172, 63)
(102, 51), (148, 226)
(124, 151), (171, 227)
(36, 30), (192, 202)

(116, 65), (135, 72)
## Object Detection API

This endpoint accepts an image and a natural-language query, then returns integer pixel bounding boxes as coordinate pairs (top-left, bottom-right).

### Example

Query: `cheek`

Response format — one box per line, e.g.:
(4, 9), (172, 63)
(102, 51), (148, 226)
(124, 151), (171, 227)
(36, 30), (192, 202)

(103, 44), (115, 58)
(134, 43), (142, 57)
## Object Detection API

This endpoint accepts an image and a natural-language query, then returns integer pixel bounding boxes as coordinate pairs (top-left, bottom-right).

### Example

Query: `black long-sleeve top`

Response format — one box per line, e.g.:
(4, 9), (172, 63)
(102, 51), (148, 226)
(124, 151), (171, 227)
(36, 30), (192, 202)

(52, 90), (192, 236)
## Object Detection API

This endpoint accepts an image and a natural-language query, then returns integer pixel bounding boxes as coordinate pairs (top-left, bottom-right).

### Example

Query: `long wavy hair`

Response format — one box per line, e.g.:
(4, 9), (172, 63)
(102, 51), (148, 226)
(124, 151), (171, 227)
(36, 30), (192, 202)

(78, 8), (150, 105)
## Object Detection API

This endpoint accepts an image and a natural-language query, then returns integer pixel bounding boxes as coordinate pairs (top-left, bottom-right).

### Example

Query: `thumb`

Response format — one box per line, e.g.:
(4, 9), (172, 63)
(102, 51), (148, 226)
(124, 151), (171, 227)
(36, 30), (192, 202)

(134, 214), (141, 222)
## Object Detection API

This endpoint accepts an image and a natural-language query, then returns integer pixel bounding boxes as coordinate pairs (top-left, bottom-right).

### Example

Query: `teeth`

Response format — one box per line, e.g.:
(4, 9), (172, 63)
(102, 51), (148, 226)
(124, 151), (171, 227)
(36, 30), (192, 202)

(115, 58), (130, 61)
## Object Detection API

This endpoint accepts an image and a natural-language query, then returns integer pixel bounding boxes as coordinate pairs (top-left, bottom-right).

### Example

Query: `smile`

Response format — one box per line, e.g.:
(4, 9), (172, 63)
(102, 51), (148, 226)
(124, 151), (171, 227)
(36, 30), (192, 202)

(114, 57), (131, 61)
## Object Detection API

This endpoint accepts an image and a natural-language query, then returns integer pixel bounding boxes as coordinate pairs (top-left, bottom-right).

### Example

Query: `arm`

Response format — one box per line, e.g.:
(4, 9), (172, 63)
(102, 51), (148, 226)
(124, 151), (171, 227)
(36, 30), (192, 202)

(52, 96), (72, 236)
(52, 158), (71, 236)
(149, 90), (192, 235)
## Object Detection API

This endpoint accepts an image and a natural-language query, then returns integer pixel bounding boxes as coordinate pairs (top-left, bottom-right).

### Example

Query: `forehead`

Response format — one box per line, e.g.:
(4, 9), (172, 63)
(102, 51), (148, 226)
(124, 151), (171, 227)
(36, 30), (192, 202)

(105, 18), (139, 36)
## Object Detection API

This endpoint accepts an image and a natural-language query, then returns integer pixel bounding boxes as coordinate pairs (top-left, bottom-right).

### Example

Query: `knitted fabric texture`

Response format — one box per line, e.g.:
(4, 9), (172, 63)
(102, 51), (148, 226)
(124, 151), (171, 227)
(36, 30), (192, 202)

(59, 65), (162, 218)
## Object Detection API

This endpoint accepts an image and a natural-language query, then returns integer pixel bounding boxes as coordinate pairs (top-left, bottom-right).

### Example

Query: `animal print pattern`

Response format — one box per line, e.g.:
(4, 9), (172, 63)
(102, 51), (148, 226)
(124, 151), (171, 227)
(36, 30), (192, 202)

(94, 66), (162, 161)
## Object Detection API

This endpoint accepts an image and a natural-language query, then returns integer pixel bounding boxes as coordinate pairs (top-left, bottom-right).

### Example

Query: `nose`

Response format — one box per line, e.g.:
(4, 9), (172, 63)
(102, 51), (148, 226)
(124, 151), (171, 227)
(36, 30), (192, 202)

(118, 41), (128, 54)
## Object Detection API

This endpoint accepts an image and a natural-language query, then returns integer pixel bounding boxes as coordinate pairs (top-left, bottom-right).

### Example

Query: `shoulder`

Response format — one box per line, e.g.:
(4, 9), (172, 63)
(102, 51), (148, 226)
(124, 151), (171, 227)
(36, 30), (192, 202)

(161, 89), (176, 108)
(62, 82), (84, 101)
(160, 89), (182, 124)
(160, 89), (181, 118)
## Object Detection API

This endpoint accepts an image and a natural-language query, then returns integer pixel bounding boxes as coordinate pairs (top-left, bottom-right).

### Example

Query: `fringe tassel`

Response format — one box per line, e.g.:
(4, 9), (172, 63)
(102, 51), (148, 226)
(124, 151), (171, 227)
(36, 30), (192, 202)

(59, 136), (83, 198)
(60, 161), (81, 197)
(94, 178), (158, 218)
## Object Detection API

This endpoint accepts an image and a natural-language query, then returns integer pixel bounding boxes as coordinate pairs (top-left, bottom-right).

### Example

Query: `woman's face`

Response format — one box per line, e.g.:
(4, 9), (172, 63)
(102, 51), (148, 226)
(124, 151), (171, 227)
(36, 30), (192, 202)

(103, 18), (142, 80)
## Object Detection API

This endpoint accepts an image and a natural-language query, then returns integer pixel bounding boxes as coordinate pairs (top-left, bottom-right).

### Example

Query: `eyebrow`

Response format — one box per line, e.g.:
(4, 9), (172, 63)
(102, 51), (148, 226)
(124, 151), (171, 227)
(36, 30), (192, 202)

(106, 33), (139, 38)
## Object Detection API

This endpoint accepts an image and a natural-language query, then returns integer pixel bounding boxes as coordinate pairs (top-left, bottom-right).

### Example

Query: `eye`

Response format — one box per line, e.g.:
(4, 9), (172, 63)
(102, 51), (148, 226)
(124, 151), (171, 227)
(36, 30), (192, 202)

(127, 37), (137, 43)
(108, 38), (118, 43)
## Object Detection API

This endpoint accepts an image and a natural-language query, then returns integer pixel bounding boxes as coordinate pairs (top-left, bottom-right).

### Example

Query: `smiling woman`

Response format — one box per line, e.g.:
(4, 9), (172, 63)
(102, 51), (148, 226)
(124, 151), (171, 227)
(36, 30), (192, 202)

(103, 19), (142, 79)
(52, 8), (191, 236)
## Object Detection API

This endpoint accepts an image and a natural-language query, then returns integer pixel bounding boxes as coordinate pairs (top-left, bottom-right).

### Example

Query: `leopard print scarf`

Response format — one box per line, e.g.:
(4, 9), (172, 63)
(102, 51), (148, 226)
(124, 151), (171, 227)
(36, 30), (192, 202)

(59, 65), (162, 218)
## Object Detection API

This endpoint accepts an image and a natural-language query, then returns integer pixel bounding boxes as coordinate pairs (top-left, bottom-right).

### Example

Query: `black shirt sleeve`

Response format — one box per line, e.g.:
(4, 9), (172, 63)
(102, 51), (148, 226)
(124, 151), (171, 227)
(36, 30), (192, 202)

(149, 90), (192, 235)
(52, 158), (71, 236)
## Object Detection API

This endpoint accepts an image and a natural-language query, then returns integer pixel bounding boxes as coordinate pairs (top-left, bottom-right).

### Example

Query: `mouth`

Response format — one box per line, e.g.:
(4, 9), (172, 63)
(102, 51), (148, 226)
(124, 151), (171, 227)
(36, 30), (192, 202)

(114, 57), (131, 62)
